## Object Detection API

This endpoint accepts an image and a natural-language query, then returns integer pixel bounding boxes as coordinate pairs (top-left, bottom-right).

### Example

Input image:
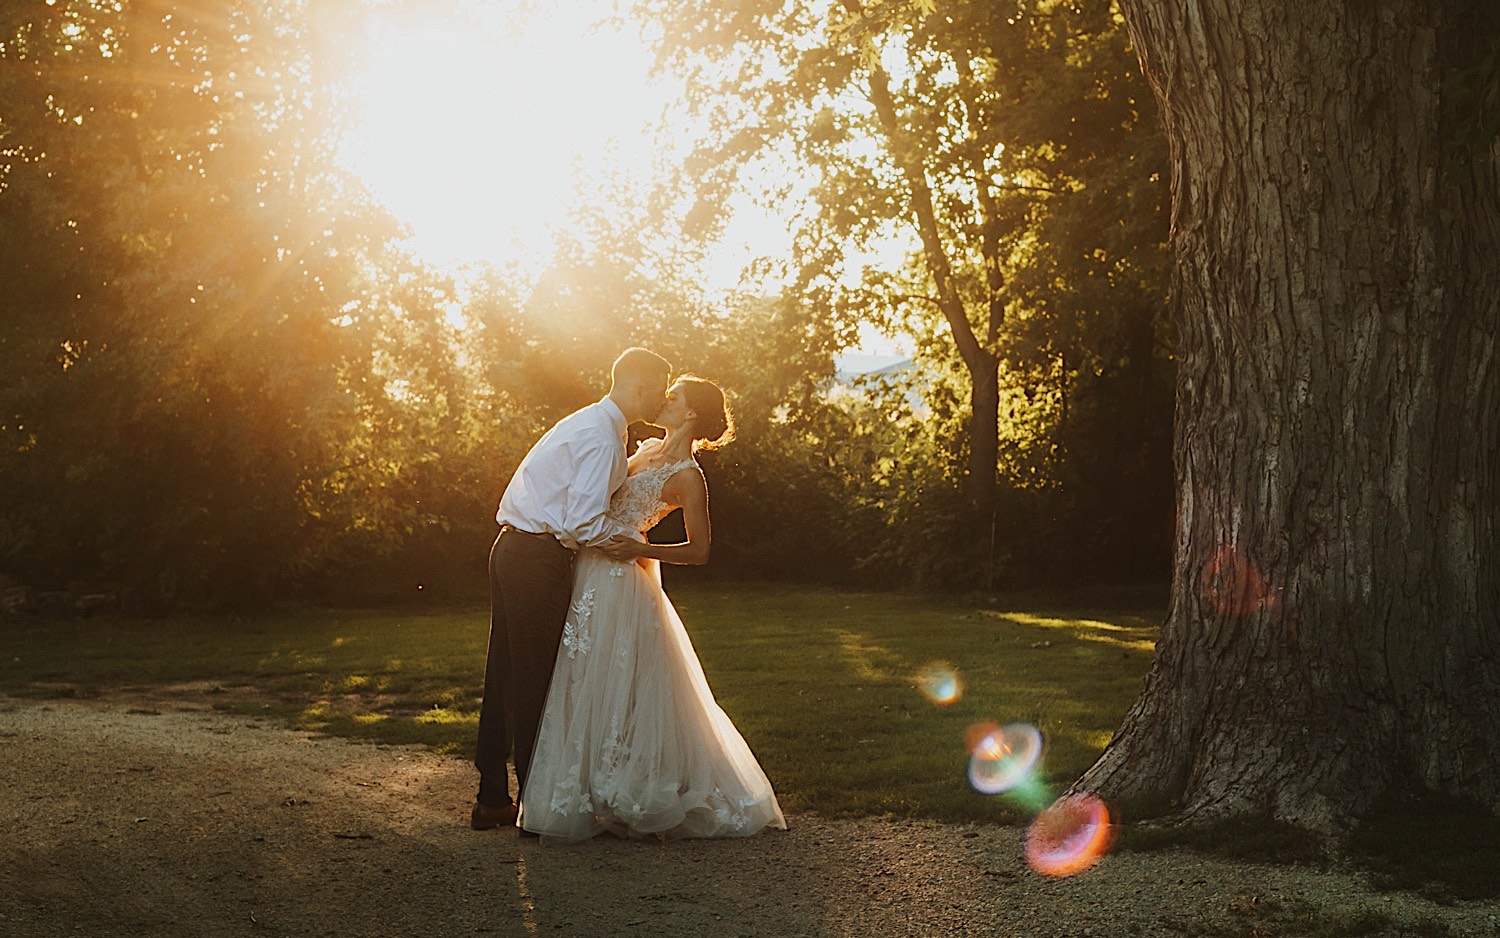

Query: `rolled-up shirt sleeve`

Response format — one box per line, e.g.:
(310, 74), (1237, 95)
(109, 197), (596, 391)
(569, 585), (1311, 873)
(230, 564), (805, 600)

(558, 437), (633, 549)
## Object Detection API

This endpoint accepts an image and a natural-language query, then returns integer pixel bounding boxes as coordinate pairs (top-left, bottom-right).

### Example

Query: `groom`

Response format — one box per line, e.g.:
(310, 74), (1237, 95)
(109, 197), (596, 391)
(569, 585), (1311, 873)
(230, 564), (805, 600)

(472, 347), (672, 831)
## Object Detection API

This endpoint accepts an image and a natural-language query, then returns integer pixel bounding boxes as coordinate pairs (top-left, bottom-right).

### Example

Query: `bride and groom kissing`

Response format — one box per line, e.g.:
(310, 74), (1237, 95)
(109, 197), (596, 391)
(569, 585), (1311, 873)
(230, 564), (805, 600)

(470, 347), (786, 841)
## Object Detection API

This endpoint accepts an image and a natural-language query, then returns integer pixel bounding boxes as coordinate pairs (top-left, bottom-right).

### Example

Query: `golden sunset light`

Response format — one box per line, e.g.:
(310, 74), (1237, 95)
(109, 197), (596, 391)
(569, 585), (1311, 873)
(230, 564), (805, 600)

(335, 0), (672, 274)
(10, 1), (1497, 928)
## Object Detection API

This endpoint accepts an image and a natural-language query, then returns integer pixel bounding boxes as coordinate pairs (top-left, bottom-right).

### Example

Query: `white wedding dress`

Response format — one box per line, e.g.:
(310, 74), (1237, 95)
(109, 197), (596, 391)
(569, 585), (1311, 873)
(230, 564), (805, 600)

(519, 456), (787, 841)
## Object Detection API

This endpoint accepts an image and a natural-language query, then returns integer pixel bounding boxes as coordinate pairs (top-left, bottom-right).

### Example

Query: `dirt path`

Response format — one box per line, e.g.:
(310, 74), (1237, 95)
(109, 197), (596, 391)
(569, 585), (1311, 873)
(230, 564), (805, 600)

(2, 697), (1497, 938)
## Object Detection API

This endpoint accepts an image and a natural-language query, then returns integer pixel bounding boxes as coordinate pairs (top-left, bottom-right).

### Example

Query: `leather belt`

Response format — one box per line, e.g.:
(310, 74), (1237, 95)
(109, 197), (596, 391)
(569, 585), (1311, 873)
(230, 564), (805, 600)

(499, 523), (547, 538)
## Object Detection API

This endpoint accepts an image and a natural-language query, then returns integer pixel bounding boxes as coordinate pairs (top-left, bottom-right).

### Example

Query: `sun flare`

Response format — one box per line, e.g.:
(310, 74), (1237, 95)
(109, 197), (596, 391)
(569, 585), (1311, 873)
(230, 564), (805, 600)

(336, 0), (669, 273)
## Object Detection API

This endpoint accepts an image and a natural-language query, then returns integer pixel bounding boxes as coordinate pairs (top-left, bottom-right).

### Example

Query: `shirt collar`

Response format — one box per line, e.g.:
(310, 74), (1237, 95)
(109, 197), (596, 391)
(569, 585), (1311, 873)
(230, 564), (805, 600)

(599, 396), (628, 440)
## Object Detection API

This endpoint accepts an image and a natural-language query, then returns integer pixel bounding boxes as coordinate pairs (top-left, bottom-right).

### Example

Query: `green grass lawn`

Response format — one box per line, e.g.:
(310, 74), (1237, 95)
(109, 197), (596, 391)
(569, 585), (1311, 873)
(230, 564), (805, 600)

(0, 581), (1161, 826)
(9, 581), (1495, 903)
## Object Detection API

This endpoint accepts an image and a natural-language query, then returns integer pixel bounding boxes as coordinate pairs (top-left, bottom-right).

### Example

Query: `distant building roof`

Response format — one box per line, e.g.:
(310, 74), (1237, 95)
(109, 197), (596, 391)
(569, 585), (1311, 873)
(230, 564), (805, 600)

(833, 354), (914, 382)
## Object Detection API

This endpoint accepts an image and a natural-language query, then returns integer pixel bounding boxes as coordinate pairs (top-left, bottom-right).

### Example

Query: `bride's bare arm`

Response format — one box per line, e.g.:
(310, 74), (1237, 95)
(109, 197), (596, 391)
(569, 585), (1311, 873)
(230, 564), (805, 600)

(597, 468), (711, 565)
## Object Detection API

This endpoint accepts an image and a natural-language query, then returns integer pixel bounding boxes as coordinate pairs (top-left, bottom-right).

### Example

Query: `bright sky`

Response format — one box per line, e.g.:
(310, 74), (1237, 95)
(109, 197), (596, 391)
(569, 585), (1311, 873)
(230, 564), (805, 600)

(337, 1), (649, 269)
(335, 0), (783, 291)
(334, 0), (910, 355)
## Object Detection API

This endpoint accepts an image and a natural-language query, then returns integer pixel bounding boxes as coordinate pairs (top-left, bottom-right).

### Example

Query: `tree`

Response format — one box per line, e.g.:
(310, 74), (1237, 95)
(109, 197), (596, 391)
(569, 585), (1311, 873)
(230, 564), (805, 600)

(884, 0), (1175, 583)
(1077, 0), (1500, 831)
(0, 0), (459, 607)
(645, 0), (1171, 585)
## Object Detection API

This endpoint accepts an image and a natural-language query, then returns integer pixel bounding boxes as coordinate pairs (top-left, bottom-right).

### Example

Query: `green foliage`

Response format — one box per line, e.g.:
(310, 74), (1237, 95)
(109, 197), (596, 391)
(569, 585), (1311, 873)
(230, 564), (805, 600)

(643, 0), (1175, 587)
(0, 2), (543, 609)
(1, 0), (1174, 608)
(0, 0), (420, 607)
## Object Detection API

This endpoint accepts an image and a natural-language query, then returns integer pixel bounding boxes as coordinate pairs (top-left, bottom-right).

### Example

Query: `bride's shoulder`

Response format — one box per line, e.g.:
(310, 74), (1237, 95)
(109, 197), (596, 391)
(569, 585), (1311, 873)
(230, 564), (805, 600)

(666, 458), (704, 485)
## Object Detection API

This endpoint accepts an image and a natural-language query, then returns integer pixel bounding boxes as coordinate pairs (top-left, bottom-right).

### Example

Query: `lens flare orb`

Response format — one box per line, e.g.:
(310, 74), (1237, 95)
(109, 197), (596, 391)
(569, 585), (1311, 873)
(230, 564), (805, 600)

(1025, 793), (1114, 876)
(966, 722), (1043, 795)
(1200, 543), (1281, 616)
(916, 662), (963, 705)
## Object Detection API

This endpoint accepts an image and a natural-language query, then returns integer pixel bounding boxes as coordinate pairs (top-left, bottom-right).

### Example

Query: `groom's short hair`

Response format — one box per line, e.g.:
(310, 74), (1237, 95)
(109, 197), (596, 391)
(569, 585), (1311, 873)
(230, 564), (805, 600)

(611, 347), (671, 387)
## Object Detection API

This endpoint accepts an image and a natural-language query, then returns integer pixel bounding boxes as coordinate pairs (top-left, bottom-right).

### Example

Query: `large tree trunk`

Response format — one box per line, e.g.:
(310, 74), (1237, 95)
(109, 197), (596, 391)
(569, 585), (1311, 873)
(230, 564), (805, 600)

(968, 351), (1000, 525)
(1079, 0), (1500, 831)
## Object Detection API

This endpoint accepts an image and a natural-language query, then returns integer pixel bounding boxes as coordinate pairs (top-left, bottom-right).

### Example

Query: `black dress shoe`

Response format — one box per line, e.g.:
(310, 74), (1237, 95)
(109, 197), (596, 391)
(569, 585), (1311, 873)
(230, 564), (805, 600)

(470, 801), (519, 831)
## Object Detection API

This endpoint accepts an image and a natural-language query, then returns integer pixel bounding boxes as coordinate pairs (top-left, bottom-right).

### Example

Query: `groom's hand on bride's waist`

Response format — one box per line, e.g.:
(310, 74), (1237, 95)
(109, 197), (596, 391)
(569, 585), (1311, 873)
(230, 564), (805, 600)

(598, 535), (646, 561)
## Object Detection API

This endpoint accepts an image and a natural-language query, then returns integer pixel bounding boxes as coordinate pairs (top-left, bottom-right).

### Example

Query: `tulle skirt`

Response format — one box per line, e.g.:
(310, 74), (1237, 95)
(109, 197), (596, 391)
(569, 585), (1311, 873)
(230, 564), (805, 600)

(519, 552), (786, 841)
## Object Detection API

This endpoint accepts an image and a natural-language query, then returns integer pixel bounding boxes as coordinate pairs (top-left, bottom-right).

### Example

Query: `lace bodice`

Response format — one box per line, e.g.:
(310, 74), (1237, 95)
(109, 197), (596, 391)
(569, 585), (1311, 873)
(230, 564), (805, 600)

(606, 458), (699, 533)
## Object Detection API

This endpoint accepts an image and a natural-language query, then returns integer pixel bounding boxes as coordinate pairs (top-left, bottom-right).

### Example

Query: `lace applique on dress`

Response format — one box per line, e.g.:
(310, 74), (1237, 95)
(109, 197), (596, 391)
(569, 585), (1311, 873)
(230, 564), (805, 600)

(598, 714), (628, 776)
(561, 588), (595, 658)
(709, 787), (754, 832)
(549, 763), (592, 816)
(591, 712), (631, 808)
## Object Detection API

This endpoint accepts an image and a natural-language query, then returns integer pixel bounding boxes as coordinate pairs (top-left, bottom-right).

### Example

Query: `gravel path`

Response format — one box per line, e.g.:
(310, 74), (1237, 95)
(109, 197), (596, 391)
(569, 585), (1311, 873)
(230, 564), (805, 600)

(3, 698), (1498, 937)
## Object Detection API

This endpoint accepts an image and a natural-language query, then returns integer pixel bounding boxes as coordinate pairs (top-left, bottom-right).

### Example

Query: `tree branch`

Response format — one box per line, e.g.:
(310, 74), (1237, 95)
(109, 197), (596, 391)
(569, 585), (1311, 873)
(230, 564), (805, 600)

(954, 55), (1006, 349)
(845, 8), (987, 373)
(995, 183), (1063, 195)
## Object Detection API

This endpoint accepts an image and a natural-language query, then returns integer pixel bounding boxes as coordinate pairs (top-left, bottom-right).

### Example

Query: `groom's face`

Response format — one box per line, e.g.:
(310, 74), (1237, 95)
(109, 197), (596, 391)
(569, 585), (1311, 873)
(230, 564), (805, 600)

(640, 376), (669, 423)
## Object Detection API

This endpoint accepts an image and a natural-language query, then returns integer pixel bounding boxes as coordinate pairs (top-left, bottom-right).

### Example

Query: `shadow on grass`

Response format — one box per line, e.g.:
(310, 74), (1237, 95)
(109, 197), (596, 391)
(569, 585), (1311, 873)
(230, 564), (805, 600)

(1347, 793), (1500, 903)
(1165, 898), (1455, 938)
(1113, 792), (1500, 907)
(1114, 806), (1327, 866)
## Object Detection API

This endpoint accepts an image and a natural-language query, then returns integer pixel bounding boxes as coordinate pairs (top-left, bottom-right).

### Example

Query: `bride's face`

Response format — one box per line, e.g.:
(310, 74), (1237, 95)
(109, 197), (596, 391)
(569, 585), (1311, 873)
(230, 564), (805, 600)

(655, 383), (694, 430)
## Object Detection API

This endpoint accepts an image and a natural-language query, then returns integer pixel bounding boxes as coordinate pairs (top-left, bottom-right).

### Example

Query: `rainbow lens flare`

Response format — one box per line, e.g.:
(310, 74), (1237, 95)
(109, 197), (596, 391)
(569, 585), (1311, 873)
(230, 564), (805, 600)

(916, 662), (963, 705)
(966, 721), (1043, 795)
(1025, 793), (1114, 876)
(1200, 544), (1281, 615)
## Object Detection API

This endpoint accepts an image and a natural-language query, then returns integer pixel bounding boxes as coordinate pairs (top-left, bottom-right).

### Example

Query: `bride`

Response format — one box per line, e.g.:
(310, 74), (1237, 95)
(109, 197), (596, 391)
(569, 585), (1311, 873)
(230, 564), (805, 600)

(518, 376), (787, 840)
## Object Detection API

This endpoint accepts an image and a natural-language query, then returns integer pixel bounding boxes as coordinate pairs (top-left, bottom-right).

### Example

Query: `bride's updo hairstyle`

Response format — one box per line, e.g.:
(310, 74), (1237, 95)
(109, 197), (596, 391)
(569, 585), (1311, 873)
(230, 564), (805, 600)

(678, 376), (735, 453)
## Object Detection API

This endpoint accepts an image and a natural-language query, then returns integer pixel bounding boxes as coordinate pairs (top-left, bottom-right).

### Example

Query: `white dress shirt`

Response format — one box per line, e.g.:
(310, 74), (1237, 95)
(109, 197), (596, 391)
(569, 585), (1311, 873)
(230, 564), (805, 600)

(495, 398), (634, 549)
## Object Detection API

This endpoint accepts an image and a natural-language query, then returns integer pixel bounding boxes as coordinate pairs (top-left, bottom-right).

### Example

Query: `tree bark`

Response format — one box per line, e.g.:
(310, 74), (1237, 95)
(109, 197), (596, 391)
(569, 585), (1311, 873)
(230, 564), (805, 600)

(1079, 0), (1500, 831)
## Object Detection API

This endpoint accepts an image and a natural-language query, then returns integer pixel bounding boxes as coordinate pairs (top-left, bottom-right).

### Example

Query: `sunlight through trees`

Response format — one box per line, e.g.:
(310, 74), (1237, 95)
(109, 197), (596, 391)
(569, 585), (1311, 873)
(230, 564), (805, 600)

(2, 0), (1173, 608)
